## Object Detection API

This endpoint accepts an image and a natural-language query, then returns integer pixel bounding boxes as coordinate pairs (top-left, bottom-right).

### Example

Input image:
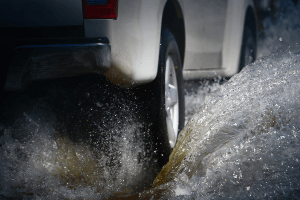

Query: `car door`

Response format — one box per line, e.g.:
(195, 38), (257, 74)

(178, 0), (228, 70)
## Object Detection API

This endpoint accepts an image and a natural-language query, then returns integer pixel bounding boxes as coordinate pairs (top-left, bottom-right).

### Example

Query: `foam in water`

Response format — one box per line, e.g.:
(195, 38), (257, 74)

(144, 46), (300, 199)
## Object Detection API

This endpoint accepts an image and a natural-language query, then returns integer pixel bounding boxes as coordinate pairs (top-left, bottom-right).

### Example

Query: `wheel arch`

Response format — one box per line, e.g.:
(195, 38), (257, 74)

(222, 0), (257, 77)
(161, 0), (185, 68)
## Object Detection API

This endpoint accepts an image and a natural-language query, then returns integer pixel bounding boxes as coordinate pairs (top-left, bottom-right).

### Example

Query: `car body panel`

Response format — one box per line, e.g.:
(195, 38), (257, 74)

(85, 0), (166, 87)
(1, 0), (257, 88)
(85, 0), (256, 85)
(183, 0), (257, 79)
(222, 0), (257, 77)
(178, 0), (228, 70)
(0, 0), (83, 27)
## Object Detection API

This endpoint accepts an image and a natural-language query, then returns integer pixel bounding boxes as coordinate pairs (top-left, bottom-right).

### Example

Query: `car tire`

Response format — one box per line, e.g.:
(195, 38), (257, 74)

(152, 28), (185, 166)
(238, 25), (256, 72)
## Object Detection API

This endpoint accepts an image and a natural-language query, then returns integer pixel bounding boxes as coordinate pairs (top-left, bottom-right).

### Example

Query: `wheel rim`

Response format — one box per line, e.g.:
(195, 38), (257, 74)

(165, 55), (179, 148)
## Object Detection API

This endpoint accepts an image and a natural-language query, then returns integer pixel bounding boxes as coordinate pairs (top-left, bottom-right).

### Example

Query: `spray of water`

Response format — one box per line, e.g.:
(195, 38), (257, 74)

(0, 76), (159, 199)
(184, 77), (227, 124)
(1, 1), (300, 199)
(258, 0), (300, 57)
(140, 45), (300, 199)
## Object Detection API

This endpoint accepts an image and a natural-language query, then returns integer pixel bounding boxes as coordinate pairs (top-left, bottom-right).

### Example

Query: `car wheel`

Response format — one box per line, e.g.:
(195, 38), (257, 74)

(153, 28), (185, 166)
(239, 25), (256, 72)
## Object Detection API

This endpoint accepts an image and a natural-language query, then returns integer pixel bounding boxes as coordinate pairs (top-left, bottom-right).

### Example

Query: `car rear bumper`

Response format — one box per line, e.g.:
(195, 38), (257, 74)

(2, 37), (111, 91)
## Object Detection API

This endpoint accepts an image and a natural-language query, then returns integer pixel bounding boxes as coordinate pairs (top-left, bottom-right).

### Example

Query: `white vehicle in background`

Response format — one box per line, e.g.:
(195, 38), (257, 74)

(0, 0), (257, 162)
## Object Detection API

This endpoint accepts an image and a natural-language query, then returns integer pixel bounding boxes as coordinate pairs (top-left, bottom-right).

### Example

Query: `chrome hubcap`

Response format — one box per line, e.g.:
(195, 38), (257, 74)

(165, 56), (179, 148)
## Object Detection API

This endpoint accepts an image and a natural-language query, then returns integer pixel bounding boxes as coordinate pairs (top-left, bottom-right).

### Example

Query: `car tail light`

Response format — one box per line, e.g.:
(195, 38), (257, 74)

(83, 0), (118, 19)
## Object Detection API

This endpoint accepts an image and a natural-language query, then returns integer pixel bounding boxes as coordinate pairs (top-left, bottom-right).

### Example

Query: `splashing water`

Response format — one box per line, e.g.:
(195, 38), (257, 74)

(138, 46), (300, 199)
(184, 77), (227, 124)
(0, 76), (159, 199)
(258, 0), (300, 57)
(2, 2), (300, 199)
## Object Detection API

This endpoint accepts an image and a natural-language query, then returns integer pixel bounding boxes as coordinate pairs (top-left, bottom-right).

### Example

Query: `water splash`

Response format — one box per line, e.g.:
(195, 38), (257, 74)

(142, 46), (300, 199)
(0, 76), (159, 199)
(184, 77), (226, 124)
(258, 0), (300, 57)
